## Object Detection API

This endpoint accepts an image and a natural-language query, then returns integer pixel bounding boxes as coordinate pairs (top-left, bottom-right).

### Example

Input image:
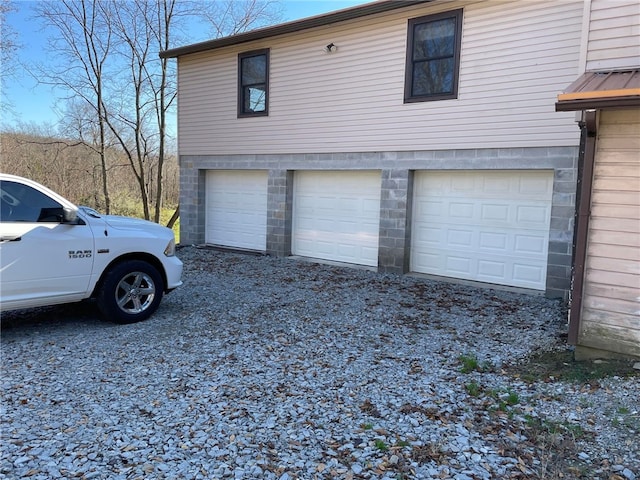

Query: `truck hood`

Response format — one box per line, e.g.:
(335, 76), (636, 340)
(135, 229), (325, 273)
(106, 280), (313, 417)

(103, 215), (165, 231)
(78, 207), (172, 235)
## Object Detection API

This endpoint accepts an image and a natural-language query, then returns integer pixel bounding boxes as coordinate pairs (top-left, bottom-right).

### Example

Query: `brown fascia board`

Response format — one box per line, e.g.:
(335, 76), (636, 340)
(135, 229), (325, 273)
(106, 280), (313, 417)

(556, 96), (640, 111)
(160, 0), (431, 59)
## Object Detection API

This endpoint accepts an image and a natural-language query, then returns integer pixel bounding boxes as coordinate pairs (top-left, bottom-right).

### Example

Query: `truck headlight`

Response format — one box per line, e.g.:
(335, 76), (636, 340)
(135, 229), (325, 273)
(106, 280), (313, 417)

(164, 238), (176, 257)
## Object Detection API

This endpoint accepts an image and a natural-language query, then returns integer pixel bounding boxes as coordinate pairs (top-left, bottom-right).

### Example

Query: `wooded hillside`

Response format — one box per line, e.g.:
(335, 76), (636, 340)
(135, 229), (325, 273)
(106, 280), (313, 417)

(0, 130), (179, 215)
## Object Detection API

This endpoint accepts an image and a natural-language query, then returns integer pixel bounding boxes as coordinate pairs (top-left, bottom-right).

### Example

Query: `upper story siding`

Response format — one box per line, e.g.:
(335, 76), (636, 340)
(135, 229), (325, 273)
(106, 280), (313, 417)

(176, 0), (583, 155)
(586, 0), (640, 71)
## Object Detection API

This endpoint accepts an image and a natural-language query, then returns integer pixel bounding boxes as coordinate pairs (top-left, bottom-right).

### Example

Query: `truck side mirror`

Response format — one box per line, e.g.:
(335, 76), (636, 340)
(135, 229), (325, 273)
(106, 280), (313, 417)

(62, 207), (79, 224)
(37, 207), (82, 224)
(37, 207), (66, 222)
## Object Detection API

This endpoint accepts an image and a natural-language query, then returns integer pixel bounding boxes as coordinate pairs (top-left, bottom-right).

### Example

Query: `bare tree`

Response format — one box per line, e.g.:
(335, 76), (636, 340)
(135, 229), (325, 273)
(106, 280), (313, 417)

(34, 0), (114, 213)
(106, 0), (182, 222)
(59, 98), (120, 210)
(149, 0), (179, 224)
(0, 0), (18, 78)
(24, 0), (283, 224)
(112, 0), (282, 222)
(203, 0), (284, 38)
(105, 0), (157, 220)
(102, 0), (283, 223)
(0, 0), (19, 118)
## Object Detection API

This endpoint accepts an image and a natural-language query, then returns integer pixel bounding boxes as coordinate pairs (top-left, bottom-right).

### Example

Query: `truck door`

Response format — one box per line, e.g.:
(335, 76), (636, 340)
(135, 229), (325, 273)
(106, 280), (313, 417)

(0, 179), (94, 308)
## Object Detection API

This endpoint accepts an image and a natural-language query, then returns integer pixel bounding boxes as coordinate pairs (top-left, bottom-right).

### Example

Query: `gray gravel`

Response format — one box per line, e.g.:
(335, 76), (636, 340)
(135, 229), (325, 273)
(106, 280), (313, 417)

(1, 245), (638, 480)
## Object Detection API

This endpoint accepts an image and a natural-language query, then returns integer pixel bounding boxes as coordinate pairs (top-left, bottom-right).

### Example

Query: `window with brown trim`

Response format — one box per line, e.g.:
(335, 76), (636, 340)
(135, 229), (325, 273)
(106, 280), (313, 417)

(404, 9), (463, 103)
(238, 49), (269, 117)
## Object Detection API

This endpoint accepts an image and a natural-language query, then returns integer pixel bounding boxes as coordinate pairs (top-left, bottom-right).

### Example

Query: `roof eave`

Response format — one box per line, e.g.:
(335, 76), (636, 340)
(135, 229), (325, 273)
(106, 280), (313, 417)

(556, 70), (640, 111)
(556, 96), (640, 111)
(160, 0), (430, 59)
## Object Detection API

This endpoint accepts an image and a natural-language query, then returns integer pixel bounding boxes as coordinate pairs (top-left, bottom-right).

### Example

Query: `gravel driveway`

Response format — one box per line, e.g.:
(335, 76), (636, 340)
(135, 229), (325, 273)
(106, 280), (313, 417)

(2, 246), (639, 480)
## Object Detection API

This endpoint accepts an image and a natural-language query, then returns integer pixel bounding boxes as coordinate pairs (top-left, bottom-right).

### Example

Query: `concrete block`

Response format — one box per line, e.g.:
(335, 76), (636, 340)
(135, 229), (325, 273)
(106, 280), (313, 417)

(547, 253), (572, 267)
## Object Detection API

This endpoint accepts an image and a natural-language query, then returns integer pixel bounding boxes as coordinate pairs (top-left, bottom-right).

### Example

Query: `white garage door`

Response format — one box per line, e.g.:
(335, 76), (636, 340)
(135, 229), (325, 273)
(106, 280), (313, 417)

(205, 170), (267, 251)
(411, 170), (553, 290)
(293, 171), (381, 266)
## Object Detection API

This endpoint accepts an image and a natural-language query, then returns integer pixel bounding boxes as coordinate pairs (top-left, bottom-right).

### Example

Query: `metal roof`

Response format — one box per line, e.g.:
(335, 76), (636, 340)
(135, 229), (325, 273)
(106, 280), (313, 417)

(160, 0), (430, 59)
(556, 70), (640, 111)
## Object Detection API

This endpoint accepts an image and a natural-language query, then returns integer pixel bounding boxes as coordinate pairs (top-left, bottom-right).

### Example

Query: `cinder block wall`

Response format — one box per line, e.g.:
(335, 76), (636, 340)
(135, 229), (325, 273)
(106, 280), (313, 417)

(179, 146), (578, 299)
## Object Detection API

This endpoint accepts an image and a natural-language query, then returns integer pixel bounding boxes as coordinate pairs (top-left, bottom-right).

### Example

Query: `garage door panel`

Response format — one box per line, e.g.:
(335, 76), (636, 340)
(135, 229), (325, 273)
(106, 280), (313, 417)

(449, 202), (474, 219)
(317, 241), (337, 256)
(478, 260), (505, 278)
(481, 204), (510, 222)
(514, 234), (547, 255)
(513, 263), (546, 284)
(415, 199), (443, 218)
(412, 170), (553, 290)
(414, 225), (443, 245)
(482, 176), (511, 195)
(206, 170), (267, 251)
(293, 171), (381, 266)
(479, 232), (508, 250)
(448, 229), (473, 247)
(517, 205), (549, 225)
(448, 255), (473, 275)
(413, 251), (442, 270)
(363, 198), (381, 214)
(417, 224), (547, 256)
(418, 249), (546, 287)
(519, 175), (553, 196)
(451, 175), (475, 193)
(423, 200), (550, 229)
(337, 243), (357, 258)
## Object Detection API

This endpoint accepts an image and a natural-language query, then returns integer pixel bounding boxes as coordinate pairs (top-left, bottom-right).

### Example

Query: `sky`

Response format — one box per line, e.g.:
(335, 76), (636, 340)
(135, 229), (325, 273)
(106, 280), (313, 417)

(1, 0), (369, 130)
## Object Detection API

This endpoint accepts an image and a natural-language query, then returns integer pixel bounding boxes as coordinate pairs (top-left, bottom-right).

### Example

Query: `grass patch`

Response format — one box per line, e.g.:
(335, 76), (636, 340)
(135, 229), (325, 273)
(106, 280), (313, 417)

(521, 415), (593, 479)
(505, 389), (519, 406)
(459, 354), (479, 373)
(374, 439), (389, 451)
(507, 349), (639, 383)
(524, 415), (589, 442)
(465, 381), (481, 397)
(459, 353), (493, 374)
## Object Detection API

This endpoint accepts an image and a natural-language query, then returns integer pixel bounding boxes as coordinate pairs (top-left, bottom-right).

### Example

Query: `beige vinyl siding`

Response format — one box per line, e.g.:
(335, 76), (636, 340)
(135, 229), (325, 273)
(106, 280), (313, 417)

(580, 109), (640, 357)
(177, 0), (582, 155)
(586, 0), (640, 71)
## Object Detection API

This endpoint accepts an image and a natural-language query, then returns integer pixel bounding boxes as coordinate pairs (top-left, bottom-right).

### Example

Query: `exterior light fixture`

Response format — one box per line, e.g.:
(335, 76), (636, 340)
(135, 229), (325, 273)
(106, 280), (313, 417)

(325, 43), (337, 53)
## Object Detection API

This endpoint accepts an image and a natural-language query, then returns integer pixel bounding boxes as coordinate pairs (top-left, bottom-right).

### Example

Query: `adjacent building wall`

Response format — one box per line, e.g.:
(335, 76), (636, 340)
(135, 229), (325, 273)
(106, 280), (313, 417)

(586, 0), (640, 71)
(578, 109), (640, 358)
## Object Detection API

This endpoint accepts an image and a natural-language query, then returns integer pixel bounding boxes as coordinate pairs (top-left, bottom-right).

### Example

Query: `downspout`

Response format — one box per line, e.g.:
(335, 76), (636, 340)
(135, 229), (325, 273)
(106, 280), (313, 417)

(568, 109), (597, 344)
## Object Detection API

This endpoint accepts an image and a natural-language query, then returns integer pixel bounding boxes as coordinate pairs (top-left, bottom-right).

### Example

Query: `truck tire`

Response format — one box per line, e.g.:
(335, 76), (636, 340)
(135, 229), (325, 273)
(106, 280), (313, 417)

(97, 260), (164, 324)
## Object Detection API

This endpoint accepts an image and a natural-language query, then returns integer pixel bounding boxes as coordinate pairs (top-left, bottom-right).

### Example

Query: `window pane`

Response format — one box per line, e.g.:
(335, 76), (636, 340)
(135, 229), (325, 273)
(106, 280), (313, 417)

(244, 86), (266, 112)
(412, 58), (454, 96)
(242, 55), (266, 85)
(413, 18), (455, 60)
(0, 181), (62, 222)
(405, 10), (461, 102)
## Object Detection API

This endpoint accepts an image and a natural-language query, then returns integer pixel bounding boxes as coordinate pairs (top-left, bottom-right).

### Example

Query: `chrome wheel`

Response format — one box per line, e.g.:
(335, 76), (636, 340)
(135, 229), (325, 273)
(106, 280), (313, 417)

(98, 260), (164, 324)
(115, 271), (156, 314)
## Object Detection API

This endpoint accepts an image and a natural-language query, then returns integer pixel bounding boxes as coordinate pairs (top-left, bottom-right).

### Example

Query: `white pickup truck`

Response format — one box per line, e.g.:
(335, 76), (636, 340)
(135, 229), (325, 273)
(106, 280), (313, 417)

(0, 174), (183, 324)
